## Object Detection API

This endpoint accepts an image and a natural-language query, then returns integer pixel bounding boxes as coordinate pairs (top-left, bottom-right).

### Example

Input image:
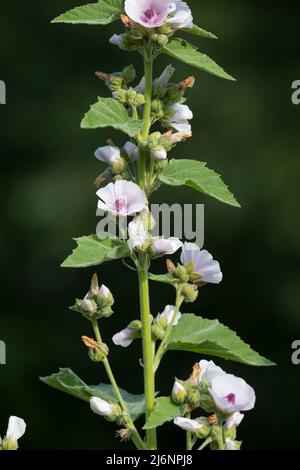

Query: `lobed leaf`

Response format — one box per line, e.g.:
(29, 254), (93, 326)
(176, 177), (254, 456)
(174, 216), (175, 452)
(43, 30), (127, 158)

(81, 98), (143, 137)
(52, 0), (124, 25)
(143, 397), (184, 430)
(159, 159), (240, 208)
(163, 39), (235, 81)
(165, 314), (275, 367)
(148, 273), (177, 286)
(40, 368), (145, 421)
(61, 235), (130, 268)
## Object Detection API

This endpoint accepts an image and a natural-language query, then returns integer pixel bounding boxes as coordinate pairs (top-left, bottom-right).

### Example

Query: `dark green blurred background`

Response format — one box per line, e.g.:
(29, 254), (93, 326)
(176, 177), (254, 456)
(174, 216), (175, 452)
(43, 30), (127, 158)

(1, 0), (299, 449)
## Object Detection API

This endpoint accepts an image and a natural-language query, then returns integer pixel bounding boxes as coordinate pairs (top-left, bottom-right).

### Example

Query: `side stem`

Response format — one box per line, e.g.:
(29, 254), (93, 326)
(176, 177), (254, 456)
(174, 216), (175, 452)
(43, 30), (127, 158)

(92, 319), (145, 450)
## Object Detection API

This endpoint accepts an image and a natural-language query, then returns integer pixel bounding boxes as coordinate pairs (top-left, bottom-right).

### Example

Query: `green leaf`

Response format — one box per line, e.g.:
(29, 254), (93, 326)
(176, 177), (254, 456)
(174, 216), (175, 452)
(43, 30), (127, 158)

(40, 368), (145, 421)
(165, 314), (275, 367)
(163, 39), (235, 81)
(159, 159), (240, 208)
(62, 235), (130, 268)
(52, 0), (124, 25)
(81, 98), (143, 137)
(148, 273), (177, 286)
(182, 25), (217, 40)
(143, 397), (184, 430)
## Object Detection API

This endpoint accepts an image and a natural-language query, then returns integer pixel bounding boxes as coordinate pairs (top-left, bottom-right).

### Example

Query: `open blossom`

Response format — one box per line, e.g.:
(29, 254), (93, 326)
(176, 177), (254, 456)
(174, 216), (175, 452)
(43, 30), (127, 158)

(198, 359), (226, 384)
(151, 237), (182, 255)
(124, 141), (139, 161)
(209, 374), (256, 414)
(95, 145), (121, 165)
(169, 103), (193, 132)
(90, 397), (115, 417)
(181, 242), (223, 284)
(174, 417), (204, 434)
(4, 416), (26, 445)
(97, 180), (147, 216)
(112, 326), (136, 347)
(128, 219), (148, 250)
(125, 0), (176, 28)
(224, 411), (244, 430)
(157, 305), (181, 326)
(168, 1), (193, 29)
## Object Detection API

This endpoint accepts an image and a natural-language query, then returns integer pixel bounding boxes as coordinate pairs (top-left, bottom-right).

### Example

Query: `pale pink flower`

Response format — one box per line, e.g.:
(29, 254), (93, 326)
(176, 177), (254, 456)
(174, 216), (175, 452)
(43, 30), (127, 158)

(157, 305), (181, 326)
(169, 103), (193, 132)
(112, 326), (135, 348)
(5, 416), (26, 443)
(95, 145), (121, 165)
(181, 242), (223, 284)
(125, 0), (176, 28)
(168, 1), (193, 29)
(209, 374), (256, 414)
(99, 285), (111, 299)
(90, 397), (115, 417)
(124, 141), (140, 161)
(128, 219), (148, 250)
(174, 417), (204, 434)
(151, 237), (182, 255)
(97, 181), (147, 216)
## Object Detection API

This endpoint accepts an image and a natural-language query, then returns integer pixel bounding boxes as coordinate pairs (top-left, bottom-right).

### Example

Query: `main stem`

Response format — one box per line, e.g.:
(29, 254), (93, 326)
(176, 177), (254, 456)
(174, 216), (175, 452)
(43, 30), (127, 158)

(138, 256), (157, 450)
(92, 319), (145, 450)
(137, 44), (157, 450)
(138, 47), (153, 193)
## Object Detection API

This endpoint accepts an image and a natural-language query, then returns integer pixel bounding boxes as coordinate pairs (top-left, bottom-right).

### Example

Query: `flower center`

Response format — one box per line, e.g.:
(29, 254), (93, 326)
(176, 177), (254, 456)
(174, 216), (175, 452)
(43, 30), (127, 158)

(225, 393), (236, 404)
(144, 8), (156, 20)
(115, 198), (127, 214)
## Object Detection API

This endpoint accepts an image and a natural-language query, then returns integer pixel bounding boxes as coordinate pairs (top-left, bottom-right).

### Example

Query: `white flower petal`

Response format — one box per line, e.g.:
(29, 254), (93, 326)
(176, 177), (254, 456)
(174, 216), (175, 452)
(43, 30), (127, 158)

(112, 327), (135, 348)
(174, 417), (203, 434)
(6, 416), (26, 442)
(158, 305), (181, 326)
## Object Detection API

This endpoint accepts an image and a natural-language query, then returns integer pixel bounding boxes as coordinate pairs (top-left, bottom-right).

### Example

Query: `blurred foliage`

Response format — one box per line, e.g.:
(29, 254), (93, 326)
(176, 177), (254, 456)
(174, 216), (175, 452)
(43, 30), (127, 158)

(0, 0), (299, 449)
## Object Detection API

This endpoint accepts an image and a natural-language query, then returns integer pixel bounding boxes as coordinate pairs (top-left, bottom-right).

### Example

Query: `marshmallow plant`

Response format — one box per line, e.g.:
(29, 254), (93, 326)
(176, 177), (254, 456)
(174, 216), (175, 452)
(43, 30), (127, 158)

(42, 0), (275, 451)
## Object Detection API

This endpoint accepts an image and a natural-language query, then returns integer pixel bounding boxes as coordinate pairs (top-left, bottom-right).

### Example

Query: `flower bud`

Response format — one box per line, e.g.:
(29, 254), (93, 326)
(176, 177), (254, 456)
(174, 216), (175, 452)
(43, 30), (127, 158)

(113, 326), (137, 348)
(122, 64), (136, 84)
(109, 34), (124, 48)
(151, 99), (164, 119)
(152, 147), (167, 161)
(95, 145), (122, 166)
(111, 158), (126, 176)
(129, 319), (142, 331)
(154, 34), (168, 47)
(151, 323), (165, 341)
(225, 438), (242, 450)
(112, 89), (127, 104)
(99, 284), (114, 306)
(82, 335), (109, 362)
(153, 65), (175, 98)
(124, 141), (139, 161)
(172, 381), (187, 404)
(187, 387), (200, 406)
(90, 397), (121, 422)
(181, 283), (199, 303)
(139, 206), (156, 231)
(81, 298), (98, 315)
(173, 264), (189, 283)
(166, 84), (184, 103)
(109, 75), (124, 92)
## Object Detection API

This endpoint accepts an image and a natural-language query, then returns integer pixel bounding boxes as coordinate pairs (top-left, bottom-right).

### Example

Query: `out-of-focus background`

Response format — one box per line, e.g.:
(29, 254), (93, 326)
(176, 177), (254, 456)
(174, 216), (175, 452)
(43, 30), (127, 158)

(0, 0), (299, 449)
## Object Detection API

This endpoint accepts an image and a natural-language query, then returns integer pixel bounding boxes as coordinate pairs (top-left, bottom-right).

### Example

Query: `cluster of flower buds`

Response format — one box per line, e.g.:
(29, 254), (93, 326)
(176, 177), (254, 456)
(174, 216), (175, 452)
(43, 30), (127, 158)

(0, 416), (26, 451)
(109, 1), (193, 53)
(171, 360), (256, 450)
(95, 64), (137, 92)
(71, 274), (114, 321)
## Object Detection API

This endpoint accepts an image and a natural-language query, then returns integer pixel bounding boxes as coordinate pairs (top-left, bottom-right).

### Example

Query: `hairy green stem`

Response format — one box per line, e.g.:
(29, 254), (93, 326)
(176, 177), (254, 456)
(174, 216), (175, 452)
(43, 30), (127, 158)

(92, 319), (145, 450)
(138, 255), (157, 450)
(138, 47), (153, 192)
(185, 412), (192, 450)
(154, 287), (184, 371)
